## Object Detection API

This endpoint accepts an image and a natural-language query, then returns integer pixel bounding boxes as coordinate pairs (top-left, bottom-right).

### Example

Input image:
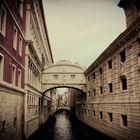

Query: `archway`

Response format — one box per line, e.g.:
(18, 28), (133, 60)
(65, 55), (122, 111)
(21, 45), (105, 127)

(40, 86), (87, 125)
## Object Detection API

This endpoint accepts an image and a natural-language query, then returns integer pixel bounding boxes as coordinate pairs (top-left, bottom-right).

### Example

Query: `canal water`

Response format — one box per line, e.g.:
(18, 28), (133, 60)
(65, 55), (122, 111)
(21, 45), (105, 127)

(29, 112), (114, 140)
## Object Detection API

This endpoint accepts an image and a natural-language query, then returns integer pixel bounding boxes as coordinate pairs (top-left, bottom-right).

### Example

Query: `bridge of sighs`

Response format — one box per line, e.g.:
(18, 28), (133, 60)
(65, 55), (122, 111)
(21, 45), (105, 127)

(42, 60), (86, 96)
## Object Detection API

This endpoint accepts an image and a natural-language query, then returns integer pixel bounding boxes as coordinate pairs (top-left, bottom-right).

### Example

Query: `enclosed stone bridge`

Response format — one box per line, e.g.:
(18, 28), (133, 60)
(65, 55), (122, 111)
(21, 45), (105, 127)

(42, 60), (86, 95)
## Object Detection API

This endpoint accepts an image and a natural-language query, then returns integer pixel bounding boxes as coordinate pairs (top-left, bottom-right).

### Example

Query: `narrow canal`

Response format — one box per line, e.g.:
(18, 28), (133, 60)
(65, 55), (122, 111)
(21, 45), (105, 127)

(29, 111), (114, 140)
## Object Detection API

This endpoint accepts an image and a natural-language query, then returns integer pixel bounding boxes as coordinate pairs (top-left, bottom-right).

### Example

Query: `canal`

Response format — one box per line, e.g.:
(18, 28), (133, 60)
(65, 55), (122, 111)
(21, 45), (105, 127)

(29, 111), (114, 140)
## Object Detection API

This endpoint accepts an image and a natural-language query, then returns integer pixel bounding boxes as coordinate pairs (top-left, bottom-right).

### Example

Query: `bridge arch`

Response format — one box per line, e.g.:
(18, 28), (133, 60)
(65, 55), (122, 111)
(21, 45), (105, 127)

(42, 85), (86, 99)
(42, 60), (86, 95)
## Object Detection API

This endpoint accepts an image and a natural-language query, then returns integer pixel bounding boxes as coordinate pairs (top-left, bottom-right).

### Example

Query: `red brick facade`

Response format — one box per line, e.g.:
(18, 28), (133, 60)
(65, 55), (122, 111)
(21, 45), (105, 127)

(0, 0), (26, 88)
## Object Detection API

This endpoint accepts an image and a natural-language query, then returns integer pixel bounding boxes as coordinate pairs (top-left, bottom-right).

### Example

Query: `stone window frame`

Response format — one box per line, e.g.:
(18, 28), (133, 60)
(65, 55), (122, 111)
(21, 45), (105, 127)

(109, 83), (113, 93)
(100, 86), (103, 94)
(13, 117), (17, 128)
(120, 76), (127, 90)
(12, 64), (16, 86)
(87, 76), (90, 81)
(93, 72), (96, 79)
(121, 114), (128, 127)
(16, 0), (24, 17)
(108, 59), (112, 69)
(108, 112), (113, 122)
(88, 109), (90, 116)
(18, 69), (21, 88)
(2, 120), (5, 133)
(0, 5), (7, 36)
(93, 110), (95, 117)
(99, 67), (103, 75)
(93, 88), (96, 96)
(120, 49), (126, 62)
(99, 111), (103, 120)
(19, 35), (23, 56)
(0, 53), (4, 82)
(13, 26), (18, 50)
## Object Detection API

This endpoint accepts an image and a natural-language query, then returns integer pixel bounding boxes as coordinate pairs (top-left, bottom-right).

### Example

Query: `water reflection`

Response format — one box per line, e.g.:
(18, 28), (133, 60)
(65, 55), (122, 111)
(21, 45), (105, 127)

(29, 112), (114, 140)
(53, 113), (71, 140)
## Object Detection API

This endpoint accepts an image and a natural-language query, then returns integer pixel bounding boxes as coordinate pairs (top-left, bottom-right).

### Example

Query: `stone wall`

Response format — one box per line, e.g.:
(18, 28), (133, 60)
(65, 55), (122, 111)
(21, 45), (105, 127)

(0, 86), (24, 140)
(76, 7), (140, 140)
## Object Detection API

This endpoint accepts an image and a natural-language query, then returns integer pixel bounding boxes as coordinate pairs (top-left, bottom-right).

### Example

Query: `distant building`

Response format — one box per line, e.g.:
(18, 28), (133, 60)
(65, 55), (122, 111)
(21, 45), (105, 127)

(76, 0), (140, 139)
(0, 0), (26, 140)
(58, 91), (69, 107)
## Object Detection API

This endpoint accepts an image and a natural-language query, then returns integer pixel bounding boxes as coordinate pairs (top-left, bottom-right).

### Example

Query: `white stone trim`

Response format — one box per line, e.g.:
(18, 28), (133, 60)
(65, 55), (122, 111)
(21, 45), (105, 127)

(19, 35), (23, 56)
(0, 45), (25, 69)
(0, 81), (25, 95)
(0, 53), (4, 82)
(4, 1), (25, 38)
(13, 26), (18, 50)
(12, 64), (16, 87)
(0, 5), (7, 36)
(18, 69), (21, 88)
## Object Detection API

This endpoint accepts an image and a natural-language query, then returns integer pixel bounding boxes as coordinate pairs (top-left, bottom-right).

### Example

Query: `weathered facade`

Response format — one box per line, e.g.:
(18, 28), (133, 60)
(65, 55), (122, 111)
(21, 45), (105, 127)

(0, 0), (55, 139)
(76, 0), (140, 140)
(0, 0), (26, 140)
(24, 0), (53, 138)
(1, 0), (140, 140)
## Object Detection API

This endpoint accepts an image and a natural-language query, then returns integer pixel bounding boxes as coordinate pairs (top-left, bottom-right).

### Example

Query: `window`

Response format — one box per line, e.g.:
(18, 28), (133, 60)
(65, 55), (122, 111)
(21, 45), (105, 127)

(14, 117), (17, 128)
(18, 69), (21, 87)
(100, 86), (103, 94)
(0, 54), (4, 81)
(88, 90), (90, 96)
(121, 115), (127, 126)
(0, 5), (7, 35)
(19, 36), (22, 56)
(109, 83), (113, 93)
(99, 111), (103, 119)
(120, 49), (126, 62)
(108, 113), (113, 122)
(87, 76), (90, 81)
(93, 72), (95, 79)
(93, 110), (95, 117)
(93, 89), (96, 96)
(71, 75), (75, 79)
(53, 75), (58, 79)
(99, 67), (103, 74)
(121, 77), (127, 90)
(12, 65), (16, 86)
(88, 110), (90, 116)
(13, 27), (18, 50)
(85, 109), (86, 115)
(16, 0), (23, 17)
(2, 120), (5, 133)
(108, 59), (112, 69)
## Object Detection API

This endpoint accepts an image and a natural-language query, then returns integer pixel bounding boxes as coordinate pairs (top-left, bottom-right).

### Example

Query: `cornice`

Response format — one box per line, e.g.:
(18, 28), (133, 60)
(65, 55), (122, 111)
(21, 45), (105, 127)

(26, 40), (43, 69)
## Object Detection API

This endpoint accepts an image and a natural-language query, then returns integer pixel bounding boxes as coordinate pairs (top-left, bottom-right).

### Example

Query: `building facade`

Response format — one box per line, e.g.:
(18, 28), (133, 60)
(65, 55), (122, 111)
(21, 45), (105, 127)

(76, 0), (140, 140)
(0, 0), (26, 140)
(0, 0), (54, 139)
(24, 0), (53, 138)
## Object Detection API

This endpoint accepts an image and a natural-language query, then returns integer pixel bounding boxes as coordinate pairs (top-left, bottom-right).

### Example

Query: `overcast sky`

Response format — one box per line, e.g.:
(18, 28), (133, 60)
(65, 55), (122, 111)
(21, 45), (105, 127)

(43, 0), (126, 68)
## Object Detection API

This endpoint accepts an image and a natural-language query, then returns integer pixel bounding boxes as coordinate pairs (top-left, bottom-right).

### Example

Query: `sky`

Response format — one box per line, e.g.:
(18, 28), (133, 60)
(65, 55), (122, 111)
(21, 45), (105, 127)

(43, 0), (126, 68)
